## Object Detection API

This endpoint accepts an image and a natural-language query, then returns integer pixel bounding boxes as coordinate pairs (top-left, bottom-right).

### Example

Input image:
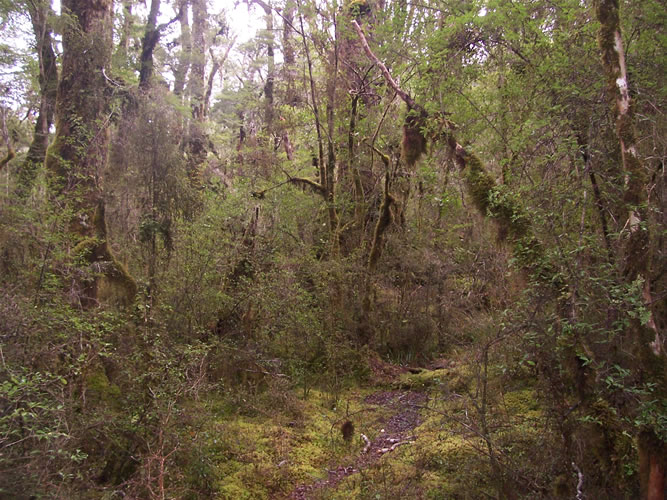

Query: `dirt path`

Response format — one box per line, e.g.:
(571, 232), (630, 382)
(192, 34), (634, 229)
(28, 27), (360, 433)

(289, 389), (428, 499)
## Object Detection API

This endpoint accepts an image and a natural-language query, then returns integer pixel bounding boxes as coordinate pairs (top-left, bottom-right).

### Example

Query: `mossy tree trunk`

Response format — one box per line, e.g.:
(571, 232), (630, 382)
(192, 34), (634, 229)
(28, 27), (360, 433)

(139, 0), (183, 90)
(138, 0), (162, 89)
(282, 0), (297, 106)
(348, 94), (365, 231)
(46, 0), (136, 306)
(594, 1), (665, 498)
(115, 0), (132, 64)
(16, 0), (58, 197)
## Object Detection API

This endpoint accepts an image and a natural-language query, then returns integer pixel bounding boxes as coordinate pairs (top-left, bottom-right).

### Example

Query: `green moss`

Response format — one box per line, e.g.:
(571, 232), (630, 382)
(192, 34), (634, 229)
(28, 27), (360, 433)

(346, 0), (371, 18)
(396, 368), (471, 394)
(464, 153), (496, 215)
(73, 237), (100, 260)
(217, 480), (258, 500)
(397, 369), (448, 391)
(202, 387), (369, 498)
(85, 370), (121, 404)
(502, 388), (540, 418)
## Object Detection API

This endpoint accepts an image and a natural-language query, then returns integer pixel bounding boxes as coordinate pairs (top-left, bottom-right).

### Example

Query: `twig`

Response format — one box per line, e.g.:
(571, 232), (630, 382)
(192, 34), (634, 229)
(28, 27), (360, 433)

(361, 433), (371, 454)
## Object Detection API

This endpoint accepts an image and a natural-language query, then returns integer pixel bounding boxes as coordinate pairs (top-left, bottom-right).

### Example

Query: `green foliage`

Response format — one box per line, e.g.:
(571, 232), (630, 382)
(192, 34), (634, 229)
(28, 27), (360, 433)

(0, 0), (664, 497)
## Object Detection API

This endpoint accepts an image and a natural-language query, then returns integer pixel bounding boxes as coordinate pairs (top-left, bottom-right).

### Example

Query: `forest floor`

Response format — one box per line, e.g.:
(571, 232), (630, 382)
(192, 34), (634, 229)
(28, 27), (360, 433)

(200, 354), (542, 499)
(290, 388), (429, 499)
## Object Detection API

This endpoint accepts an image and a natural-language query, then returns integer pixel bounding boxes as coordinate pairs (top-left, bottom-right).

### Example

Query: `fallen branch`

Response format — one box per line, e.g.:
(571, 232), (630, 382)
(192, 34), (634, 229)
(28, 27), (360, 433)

(377, 439), (413, 454)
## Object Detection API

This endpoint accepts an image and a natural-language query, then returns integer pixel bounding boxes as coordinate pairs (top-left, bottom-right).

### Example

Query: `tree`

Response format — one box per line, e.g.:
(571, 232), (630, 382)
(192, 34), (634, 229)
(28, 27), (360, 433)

(46, 0), (136, 306)
(595, 1), (665, 498)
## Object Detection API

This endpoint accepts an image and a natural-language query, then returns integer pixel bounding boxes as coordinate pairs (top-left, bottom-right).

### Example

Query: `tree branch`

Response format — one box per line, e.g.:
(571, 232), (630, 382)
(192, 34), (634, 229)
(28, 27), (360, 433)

(350, 20), (418, 111)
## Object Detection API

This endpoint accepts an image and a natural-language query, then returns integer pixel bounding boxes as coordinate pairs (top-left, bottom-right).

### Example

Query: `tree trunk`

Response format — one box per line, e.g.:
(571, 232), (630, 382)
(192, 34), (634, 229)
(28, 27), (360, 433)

(173, 0), (191, 97)
(46, 0), (136, 306)
(185, 0), (208, 186)
(262, 2), (275, 141)
(138, 0), (162, 88)
(348, 95), (365, 230)
(16, 0), (58, 197)
(114, 0), (133, 65)
(324, 13), (339, 245)
(594, 1), (666, 498)
(282, 0), (297, 105)
(298, 6), (325, 188)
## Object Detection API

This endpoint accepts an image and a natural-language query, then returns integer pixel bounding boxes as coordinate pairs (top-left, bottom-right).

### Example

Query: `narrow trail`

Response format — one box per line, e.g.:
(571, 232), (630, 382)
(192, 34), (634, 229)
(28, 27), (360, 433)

(290, 389), (428, 499)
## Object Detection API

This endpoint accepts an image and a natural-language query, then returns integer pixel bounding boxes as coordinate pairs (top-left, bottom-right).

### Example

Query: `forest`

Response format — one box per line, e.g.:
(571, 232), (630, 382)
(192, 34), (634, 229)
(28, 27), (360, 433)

(0, 0), (664, 498)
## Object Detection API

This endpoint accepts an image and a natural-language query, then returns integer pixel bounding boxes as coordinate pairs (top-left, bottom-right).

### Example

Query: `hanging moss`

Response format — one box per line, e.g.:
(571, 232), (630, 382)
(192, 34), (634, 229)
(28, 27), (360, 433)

(463, 153), (496, 216)
(594, 0), (620, 77)
(461, 150), (562, 288)
(401, 107), (428, 168)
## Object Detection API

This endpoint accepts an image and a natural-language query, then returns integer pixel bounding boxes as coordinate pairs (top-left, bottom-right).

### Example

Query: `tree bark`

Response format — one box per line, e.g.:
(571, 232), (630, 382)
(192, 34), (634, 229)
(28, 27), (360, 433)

(324, 10), (340, 244)
(298, 6), (325, 189)
(115, 0), (133, 63)
(348, 95), (365, 229)
(139, 0), (183, 89)
(282, 0), (297, 105)
(46, 0), (136, 306)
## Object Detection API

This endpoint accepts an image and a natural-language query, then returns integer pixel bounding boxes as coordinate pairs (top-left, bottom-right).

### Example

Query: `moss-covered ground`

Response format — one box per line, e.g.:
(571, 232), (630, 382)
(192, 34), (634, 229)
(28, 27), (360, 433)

(179, 357), (548, 499)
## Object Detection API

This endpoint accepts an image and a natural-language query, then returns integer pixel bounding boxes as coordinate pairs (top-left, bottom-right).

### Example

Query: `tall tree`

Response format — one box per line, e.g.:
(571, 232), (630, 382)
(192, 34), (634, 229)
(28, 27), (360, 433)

(46, 0), (136, 305)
